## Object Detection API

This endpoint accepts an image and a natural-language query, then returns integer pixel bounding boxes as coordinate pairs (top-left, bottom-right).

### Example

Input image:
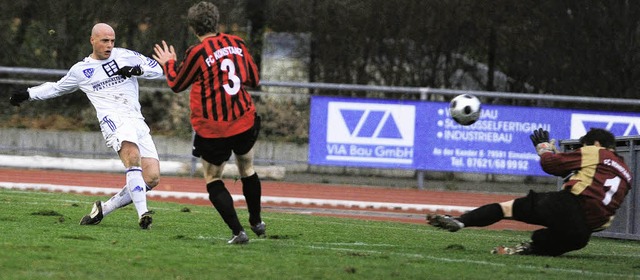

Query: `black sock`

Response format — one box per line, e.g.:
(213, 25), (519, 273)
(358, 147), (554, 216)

(207, 180), (244, 235)
(242, 173), (262, 225)
(458, 203), (504, 227)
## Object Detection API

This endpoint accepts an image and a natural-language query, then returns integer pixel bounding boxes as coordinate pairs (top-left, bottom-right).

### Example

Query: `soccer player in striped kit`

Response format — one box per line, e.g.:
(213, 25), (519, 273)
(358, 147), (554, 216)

(427, 128), (632, 256)
(9, 23), (164, 229)
(152, 1), (264, 244)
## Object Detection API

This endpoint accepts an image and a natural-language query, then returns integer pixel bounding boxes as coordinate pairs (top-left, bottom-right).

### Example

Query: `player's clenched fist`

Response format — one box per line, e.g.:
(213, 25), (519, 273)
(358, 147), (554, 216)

(116, 65), (142, 78)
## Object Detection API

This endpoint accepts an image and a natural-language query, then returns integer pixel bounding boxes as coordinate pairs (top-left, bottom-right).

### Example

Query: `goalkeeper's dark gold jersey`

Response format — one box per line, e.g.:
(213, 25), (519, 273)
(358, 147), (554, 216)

(540, 146), (632, 230)
(161, 33), (259, 138)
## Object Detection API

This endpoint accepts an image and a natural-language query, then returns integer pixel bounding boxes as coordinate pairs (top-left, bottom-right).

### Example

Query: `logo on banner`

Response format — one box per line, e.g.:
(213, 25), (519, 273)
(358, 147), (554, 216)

(325, 102), (415, 164)
(570, 113), (640, 139)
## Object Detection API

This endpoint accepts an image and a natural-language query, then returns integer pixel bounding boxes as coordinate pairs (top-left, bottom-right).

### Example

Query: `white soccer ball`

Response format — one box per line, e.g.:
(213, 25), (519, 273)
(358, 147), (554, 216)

(449, 94), (481, 125)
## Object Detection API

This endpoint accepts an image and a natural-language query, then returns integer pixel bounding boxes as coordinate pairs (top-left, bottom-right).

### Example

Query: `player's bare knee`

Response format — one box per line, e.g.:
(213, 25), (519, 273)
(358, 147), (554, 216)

(237, 163), (254, 178)
(118, 141), (141, 167)
(141, 158), (160, 188)
(235, 153), (254, 177)
(145, 175), (160, 189)
(202, 160), (224, 183)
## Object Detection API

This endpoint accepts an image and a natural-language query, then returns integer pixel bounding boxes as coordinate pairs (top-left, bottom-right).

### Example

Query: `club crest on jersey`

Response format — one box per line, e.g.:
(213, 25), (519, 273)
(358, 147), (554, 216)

(82, 68), (95, 78)
(102, 60), (120, 77)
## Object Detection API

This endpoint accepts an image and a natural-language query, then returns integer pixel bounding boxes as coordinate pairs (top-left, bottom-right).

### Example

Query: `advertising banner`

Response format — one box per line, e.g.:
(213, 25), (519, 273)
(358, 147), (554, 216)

(309, 96), (640, 176)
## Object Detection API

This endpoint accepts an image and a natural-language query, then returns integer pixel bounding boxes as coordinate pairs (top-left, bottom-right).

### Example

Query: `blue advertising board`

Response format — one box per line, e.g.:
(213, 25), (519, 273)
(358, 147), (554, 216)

(309, 96), (640, 176)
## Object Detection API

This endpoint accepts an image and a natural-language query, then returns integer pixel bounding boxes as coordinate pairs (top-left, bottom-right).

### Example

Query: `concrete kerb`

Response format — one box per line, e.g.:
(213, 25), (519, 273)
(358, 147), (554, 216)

(0, 154), (287, 180)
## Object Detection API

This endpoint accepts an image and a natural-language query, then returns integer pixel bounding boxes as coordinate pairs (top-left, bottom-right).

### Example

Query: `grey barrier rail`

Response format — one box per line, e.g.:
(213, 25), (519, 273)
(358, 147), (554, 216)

(559, 136), (640, 240)
(4, 66), (640, 105)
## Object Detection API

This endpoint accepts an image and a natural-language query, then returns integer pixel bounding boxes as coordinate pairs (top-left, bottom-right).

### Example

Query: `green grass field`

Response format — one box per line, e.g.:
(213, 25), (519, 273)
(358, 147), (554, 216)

(1, 188), (639, 280)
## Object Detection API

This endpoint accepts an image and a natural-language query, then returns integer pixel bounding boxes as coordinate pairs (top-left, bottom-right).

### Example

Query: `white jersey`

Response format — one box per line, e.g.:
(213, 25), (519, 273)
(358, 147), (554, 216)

(27, 48), (164, 122)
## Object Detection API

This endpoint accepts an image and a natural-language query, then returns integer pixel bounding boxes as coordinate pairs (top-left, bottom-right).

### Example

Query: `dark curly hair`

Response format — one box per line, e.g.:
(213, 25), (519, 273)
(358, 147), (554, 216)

(187, 1), (219, 36)
(580, 128), (616, 149)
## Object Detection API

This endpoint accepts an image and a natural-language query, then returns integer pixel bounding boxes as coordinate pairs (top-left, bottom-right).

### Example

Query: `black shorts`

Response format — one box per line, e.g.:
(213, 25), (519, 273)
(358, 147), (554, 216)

(512, 189), (587, 231)
(513, 189), (592, 256)
(192, 115), (261, 165)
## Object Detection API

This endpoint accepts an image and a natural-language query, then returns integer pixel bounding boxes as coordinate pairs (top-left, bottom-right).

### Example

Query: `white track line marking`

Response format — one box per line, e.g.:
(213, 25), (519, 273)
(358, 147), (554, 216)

(0, 182), (474, 213)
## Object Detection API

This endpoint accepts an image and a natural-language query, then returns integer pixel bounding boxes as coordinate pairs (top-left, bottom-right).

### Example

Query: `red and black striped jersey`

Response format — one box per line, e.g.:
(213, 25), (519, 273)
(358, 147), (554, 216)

(162, 33), (259, 138)
(541, 146), (632, 230)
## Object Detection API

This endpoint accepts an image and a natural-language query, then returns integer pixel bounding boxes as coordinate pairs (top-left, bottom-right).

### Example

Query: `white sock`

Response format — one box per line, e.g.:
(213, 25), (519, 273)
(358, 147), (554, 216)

(102, 186), (132, 216)
(126, 167), (149, 218)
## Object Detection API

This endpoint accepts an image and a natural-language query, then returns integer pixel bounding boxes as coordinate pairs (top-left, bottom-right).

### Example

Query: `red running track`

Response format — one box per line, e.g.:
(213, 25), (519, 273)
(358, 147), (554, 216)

(0, 168), (540, 231)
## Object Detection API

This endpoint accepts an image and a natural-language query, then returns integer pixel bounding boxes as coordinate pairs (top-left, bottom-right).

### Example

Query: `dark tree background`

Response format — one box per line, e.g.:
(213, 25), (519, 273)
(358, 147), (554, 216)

(1, 0), (639, 140)
(264, 0), (640, 100)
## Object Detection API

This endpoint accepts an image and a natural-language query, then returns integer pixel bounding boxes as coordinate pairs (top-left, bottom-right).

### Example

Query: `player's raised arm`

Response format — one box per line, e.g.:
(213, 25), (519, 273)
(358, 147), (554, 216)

(153, 40), (197, 92)
(152, 40), (176, 66)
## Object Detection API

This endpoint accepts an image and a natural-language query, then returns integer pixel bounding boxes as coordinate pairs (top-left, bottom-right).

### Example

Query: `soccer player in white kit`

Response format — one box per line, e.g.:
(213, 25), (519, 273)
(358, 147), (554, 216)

(9, 23), (164, 229)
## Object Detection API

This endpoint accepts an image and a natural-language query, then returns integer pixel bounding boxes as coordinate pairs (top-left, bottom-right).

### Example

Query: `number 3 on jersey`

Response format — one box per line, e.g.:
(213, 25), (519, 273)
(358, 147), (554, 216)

(221, 58), (240, 95)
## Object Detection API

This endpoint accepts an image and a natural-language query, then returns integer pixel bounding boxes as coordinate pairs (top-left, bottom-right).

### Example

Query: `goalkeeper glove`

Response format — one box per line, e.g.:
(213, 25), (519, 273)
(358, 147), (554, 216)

(9, 90), (29, 106)
(529, 128), (557, 156)
(116, 65), (142, 78)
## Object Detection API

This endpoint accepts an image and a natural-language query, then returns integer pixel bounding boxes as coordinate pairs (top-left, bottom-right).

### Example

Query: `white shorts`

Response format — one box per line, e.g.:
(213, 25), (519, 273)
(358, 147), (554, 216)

(99, 115), (159, 160)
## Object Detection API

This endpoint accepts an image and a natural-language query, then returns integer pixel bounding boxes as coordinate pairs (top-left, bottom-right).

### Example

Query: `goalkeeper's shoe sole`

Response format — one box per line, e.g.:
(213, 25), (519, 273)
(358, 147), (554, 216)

(139, 212), (153, 229)
(426, 214), (464, 232)
(79, 201), (104, 225)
